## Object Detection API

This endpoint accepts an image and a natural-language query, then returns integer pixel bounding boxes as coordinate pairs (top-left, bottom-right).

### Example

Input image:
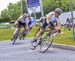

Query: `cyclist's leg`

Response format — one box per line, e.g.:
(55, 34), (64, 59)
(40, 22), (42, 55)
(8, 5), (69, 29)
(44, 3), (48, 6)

(22, 25), (32, 37)
(11, 23), (21, 40)
(31, 22), (47, 50)
(31, 27), (44, 49)
(35, 28), (44, 41)
(20, 23), (27, 37)
(21, 23), (30, 37)
(19, 23), (27, 40)
(13, 28), (20, 35)
(32, 21), (47, 43)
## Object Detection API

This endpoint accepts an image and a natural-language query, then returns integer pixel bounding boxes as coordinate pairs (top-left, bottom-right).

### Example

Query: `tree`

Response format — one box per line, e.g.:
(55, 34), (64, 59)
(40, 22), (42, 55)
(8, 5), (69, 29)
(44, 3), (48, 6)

(1, 0), (75, 20)
(7, 0), (27, 20)
(1, 9), (9, 18)
(0, 17), (10, 22)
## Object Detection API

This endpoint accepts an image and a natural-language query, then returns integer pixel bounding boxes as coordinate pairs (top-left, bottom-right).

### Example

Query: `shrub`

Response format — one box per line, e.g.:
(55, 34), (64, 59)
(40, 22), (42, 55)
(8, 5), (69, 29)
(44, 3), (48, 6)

(0, 17), (10, 23)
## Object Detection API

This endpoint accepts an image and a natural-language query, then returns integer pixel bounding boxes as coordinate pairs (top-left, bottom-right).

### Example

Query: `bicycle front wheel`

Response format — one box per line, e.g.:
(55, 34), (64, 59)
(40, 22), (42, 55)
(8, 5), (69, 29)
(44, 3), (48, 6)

(39, 34), (53, 53)
(12, 33), (19, 45)
(12, 38), (17, 45)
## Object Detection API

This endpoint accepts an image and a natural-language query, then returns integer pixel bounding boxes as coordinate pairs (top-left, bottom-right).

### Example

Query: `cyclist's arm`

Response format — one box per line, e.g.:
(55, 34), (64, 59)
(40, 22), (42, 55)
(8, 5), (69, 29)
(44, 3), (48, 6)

(56, 20), (61, 29)
(14, 20), (19, 25)
(25, 19), (30, 30)
(15, 16), (21, 25)
(46, 16), (51, 26)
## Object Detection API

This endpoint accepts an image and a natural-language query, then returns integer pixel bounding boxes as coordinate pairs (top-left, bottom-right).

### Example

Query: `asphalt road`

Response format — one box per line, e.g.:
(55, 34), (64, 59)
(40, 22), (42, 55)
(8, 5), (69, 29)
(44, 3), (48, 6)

(0, 38), (75, 61)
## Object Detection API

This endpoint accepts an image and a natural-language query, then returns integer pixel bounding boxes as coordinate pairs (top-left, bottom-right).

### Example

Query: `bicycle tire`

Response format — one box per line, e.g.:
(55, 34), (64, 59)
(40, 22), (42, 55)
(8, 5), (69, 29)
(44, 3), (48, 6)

(12, 39), (17, 45)
(12, 32), (19, 45)
(39, 31), (54, 53)
(19, 34), (24, 40)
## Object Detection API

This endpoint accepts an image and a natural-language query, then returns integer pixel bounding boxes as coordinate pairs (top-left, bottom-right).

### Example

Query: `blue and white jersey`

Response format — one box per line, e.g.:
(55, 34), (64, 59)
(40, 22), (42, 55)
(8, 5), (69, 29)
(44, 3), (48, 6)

(47, 12), (59, 23)
(28, 17), (33, 27)
(28, 17), (36, 27)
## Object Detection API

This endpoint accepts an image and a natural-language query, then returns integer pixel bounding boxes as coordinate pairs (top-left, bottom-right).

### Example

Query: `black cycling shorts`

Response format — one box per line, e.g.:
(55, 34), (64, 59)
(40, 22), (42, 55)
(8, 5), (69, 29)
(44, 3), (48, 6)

(41, 21), (56, 30)
(17, 21), (26, 28)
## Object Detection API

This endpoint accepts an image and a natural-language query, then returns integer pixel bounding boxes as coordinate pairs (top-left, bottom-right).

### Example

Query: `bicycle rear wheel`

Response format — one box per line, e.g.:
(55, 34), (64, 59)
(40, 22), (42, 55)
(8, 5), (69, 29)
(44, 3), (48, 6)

(39, 33), (53, 53)
(19, 33), (25, 40)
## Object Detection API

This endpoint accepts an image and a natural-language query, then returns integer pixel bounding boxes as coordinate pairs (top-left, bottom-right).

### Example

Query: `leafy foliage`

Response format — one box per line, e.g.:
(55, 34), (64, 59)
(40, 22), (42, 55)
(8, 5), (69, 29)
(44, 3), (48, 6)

(0, 0), (75, 21)
(0, 17), (10, 22)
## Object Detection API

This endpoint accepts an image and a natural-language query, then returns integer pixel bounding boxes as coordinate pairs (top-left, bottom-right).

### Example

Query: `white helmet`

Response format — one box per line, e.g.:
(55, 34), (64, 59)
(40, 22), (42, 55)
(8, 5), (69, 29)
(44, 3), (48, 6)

(55, 8), (62, 15)
(40, 17), (45, 22)
(23, 13), (28, 17)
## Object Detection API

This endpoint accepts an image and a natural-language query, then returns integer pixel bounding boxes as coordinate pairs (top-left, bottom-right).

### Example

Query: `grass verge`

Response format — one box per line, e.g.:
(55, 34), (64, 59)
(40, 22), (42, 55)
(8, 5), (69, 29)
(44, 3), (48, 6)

(0, 26), (75, 46)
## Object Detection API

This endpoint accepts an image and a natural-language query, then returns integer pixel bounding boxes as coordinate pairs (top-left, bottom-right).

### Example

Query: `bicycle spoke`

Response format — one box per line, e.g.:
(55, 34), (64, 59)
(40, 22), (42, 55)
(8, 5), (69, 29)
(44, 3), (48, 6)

(39, 30), (54, 53)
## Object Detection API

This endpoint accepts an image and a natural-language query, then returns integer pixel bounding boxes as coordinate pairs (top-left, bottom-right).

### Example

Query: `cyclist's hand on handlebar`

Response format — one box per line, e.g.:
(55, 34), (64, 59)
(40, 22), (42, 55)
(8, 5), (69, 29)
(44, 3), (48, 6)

(15, 21), (18, 25)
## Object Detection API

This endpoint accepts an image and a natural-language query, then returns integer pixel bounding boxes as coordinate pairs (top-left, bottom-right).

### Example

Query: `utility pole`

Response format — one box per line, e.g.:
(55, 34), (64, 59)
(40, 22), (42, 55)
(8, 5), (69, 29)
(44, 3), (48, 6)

(69, 0), (75, 40)
(40, 0), (44, 17)
(20, 0), (24, 15)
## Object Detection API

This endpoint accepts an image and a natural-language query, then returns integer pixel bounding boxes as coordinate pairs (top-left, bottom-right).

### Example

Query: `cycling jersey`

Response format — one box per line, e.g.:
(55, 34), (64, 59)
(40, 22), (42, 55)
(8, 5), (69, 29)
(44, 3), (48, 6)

(28, 17), (33, 27)
(28, 17), (36, 27)
(16, 16), (29, 27)
(41, 12), (59, 30)
(47, 12), (59, 23)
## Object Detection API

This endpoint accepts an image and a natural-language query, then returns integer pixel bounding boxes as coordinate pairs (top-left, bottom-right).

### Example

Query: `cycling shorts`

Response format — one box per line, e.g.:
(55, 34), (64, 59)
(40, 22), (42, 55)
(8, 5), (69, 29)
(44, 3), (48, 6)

(17, 21), (26, 28)
(41, 21), (57, 30)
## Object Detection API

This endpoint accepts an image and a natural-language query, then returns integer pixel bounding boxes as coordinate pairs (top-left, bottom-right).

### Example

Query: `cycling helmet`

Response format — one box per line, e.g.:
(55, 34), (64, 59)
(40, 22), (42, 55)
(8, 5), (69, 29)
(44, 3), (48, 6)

(23, 13), (28, 17)
(55, 8), (62, 15)
(40, 17), (45, 22)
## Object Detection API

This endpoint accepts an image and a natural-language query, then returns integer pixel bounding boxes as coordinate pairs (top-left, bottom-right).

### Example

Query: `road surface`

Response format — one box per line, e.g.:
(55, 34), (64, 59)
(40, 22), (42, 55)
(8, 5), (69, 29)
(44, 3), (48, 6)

(0, 38), (75, 61)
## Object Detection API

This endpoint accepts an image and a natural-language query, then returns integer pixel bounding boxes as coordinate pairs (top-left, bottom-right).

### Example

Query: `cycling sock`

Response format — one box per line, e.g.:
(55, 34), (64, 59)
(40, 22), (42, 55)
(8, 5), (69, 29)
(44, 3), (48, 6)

(33, 38), (37, 42)
(58, 29), (61, 33)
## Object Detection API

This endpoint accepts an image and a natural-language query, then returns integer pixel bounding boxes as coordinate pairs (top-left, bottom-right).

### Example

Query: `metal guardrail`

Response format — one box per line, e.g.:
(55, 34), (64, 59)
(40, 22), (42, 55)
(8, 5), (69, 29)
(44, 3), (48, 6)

(0, 25), (14, 29)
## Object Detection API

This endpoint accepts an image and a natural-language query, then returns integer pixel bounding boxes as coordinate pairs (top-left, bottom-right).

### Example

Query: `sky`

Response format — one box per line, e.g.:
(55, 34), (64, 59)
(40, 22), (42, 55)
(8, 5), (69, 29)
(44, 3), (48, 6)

(0, 0), (20, 14)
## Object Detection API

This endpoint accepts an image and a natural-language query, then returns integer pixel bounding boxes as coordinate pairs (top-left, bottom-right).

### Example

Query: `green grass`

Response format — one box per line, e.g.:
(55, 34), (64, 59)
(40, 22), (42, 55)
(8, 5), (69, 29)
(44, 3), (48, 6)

(53, 27), (75, 46)
(0, 26), (39, 41)
(0, 26), (75, 46)
(0, 28), (14, 41)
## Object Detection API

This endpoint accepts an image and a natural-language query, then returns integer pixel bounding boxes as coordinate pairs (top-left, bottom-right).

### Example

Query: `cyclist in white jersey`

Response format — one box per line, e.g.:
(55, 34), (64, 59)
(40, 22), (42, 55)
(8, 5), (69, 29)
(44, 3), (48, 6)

(11, 13), (29, 40)
(32, 8), (62, 47)
(21, 14), (35, 37)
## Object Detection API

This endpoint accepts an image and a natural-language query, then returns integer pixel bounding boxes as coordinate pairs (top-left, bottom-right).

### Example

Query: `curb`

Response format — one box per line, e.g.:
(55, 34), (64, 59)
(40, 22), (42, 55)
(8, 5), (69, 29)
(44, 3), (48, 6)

(23, 38), (75, 51)
(0, 38), (75, 51)
(52, 43), (75, 51)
